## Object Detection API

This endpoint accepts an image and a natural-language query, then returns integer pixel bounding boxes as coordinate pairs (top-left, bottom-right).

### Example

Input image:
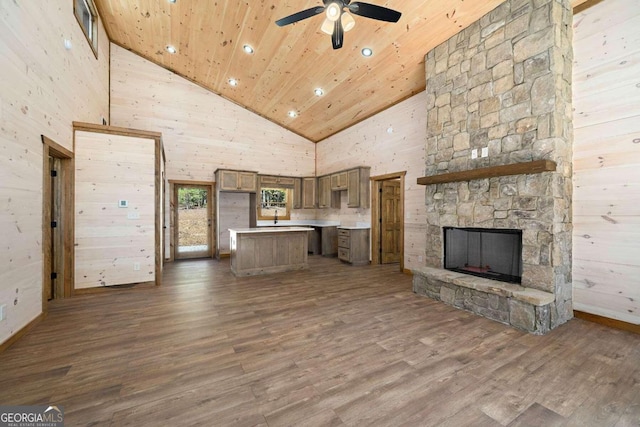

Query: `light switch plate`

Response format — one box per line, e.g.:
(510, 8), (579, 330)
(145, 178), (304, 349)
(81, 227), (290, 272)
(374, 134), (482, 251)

(471, 149), (478, 159)
(118, 200), (128, 208)
(481, 147), (489, 157)
(0, 304), (6, 321)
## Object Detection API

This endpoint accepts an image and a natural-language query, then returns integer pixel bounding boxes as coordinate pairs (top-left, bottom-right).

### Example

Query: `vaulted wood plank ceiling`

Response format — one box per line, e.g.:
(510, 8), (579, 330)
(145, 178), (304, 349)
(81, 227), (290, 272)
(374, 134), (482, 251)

(95, 0), (587, 142)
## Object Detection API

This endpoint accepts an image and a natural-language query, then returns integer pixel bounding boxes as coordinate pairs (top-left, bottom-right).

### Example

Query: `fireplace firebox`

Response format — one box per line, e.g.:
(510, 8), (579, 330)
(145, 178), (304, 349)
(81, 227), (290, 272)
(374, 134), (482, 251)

(443, 227), (523, 284)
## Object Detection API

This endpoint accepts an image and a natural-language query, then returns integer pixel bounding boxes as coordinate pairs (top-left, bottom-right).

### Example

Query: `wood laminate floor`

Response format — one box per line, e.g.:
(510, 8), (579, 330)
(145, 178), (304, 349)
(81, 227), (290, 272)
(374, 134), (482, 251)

(1, 257), (639, 426)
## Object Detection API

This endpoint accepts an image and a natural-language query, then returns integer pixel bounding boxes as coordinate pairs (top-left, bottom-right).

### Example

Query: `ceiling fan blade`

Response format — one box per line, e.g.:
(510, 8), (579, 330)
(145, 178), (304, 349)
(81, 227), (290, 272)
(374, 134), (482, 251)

(332, 18), (344, 49)
(275, 6), (325, 26)
(348, 2), (401, 22)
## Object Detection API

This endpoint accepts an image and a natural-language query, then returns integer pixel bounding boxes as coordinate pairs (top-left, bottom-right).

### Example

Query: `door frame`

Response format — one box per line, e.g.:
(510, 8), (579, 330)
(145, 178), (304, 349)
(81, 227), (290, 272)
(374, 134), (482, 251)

(42, 135), (74, 308)
(169, 180), (216, 261)
(370, 171), (406, 273)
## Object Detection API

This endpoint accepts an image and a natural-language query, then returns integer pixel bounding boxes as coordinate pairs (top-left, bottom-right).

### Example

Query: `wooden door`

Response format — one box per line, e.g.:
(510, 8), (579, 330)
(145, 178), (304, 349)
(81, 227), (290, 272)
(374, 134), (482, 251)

(42, 135), (73, 303)
(381, 180), (401, 264)
(175, 184), (213, 259)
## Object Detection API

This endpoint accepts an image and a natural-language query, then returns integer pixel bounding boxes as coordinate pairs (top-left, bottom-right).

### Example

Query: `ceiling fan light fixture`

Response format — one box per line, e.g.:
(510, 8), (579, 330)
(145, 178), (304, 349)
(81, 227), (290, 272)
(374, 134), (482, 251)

(325, 3), (341, 22)
(341, 12), (355, 32)
(243, 44), (254, 54)
(361, 47), (373, 57)
(320, 18), (333, 35)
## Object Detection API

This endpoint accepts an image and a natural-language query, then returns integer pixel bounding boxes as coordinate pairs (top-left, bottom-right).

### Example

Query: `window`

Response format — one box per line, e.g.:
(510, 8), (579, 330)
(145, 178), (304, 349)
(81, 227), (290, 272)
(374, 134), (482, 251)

(259, 188), (291, 220)
(74, 0), (98, 57)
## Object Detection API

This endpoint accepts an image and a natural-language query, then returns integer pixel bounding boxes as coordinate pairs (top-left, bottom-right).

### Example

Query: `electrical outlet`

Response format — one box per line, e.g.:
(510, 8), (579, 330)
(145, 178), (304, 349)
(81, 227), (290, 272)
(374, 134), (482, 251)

(471, 149), (478, 159)
(0, 304), (6, 322)
(127, 211), (140, 220)
(418, 256), (423, 262)
(481, 147), (489, 157)
(133, 262), (140, 271)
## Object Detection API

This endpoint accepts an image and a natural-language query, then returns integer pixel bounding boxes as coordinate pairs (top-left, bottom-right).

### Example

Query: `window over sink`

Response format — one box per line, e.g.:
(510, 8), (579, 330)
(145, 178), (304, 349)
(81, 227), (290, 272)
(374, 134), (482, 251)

(259, 188), (291, 221)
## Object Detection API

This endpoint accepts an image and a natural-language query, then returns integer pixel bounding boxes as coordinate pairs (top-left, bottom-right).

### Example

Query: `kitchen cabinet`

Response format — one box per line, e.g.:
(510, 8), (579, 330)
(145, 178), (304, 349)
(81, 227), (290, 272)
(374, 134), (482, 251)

(318, 175), (340, 209)
(302, 177), (317, 209)
(293, 178), (302, 209)
(347, 167), (370, 208)
(307, 226), (338, 256)
(330, 171), (348, 191)
(338, 228), (370, 265)
(215, 169), (258, 192)
(259, 175), (296, 188)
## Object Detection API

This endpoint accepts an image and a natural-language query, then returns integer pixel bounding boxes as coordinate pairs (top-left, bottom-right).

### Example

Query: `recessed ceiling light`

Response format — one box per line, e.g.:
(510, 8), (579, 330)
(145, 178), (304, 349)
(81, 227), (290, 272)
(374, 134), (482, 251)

(288, 111), (298, 118)
(314, 88), (324, 96)
(166, 45), (177, 54)
(228, 78), (238, 87)
(361, 47), (373, 57)
(243, 44), (254, 54)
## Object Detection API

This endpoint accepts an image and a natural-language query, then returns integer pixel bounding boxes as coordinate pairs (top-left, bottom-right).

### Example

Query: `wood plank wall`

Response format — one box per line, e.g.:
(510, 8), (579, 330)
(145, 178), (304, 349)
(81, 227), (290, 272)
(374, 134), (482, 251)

(572, 0), (640, 324)
(218, 193), (251, 254)
(74, 131), (156, 288)
(109, 45), (316, 182)
(316, 93), (428, 271)
(109, 44), (319, 249)
(0, 0), (109, 345)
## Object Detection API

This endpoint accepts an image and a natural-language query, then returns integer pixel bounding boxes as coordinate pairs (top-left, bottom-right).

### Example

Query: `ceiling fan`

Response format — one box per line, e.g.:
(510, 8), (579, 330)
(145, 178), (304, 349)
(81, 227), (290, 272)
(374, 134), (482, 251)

(275, 0), (401, 50)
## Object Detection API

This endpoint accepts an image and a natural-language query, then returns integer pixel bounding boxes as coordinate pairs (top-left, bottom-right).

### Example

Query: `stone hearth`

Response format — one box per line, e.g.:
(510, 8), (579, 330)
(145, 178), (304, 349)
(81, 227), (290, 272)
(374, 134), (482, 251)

(416, 0), (573, 333)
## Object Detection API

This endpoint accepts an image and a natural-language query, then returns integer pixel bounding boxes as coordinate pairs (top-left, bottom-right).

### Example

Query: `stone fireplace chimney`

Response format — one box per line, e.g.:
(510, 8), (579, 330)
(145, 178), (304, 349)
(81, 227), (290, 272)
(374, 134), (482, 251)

(414, 0), (573, 333)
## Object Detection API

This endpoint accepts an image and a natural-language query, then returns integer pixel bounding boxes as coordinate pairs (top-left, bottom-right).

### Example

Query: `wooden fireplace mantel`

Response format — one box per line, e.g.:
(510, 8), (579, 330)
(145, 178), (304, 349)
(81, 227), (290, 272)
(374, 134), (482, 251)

(417, 160), (557, 185)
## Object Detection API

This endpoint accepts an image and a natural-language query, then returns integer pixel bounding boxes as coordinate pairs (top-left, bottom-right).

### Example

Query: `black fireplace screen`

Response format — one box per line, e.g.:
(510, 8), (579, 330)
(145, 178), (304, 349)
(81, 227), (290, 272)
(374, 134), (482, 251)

(443, 227), (522, 284)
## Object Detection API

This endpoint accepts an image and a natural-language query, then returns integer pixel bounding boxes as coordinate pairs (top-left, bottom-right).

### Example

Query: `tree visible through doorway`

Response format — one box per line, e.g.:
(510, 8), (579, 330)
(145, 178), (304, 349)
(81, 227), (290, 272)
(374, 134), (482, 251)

(177, 186), (211, 257)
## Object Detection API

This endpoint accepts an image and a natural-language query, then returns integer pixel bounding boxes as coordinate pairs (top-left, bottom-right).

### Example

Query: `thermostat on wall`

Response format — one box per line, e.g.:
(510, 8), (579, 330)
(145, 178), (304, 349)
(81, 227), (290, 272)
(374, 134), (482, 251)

(118, 200), (128, 208)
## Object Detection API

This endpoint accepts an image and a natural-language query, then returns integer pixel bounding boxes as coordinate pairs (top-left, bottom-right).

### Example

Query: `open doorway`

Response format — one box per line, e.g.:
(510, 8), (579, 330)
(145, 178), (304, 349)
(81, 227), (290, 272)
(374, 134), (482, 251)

(42, 136), (74, 306)
(170, 181), (215, 260)
(370, 171), (406, 272)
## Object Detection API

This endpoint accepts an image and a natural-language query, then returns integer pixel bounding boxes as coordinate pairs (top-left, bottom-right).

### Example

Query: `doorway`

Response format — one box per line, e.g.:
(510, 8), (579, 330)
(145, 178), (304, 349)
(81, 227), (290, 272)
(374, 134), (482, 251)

(170, 182), (215, 260)
(42, 136), (74, 306)
(370, 171), (406, 272)
(381, 179), (402, 264)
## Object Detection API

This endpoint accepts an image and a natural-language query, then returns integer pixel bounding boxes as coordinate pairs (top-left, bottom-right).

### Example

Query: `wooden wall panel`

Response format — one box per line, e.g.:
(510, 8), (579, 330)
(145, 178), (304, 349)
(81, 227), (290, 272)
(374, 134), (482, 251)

(218, 193), (251, 254)
(75, 131), (156, 289)
(316, 92), (427, 271)
(572, 0), (640, 324)
(109, 44), (316, 182)
(0, 0), (109, 345)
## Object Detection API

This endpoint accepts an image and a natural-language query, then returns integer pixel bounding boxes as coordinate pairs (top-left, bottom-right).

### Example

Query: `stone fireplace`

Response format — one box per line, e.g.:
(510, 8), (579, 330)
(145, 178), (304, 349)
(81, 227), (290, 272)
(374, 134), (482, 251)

(413, 0), (573, 333)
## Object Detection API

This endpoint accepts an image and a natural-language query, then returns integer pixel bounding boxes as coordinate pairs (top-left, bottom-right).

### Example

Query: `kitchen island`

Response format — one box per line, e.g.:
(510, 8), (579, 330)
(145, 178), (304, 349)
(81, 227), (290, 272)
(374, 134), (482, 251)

(257, 220), (339, 256)
(229, 227), (313, 276)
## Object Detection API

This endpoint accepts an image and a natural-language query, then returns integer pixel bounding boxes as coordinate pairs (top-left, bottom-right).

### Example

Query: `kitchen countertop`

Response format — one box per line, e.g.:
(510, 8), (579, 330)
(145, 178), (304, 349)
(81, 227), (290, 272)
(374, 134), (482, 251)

(256, 220), (340, 227)
(230, 227), (313, 234)
(337, 225), (371, 230)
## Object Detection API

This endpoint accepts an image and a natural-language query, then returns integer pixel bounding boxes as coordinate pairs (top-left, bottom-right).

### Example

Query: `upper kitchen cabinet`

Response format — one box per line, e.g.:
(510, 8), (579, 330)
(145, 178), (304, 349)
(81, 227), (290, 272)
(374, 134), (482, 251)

(302, 177), (317, 209)
(347, 167), (370, 208)
(330, 171), (348, 191)
(318, 175), (341, 209)
(293, 178), (302, 209)
(259, 175), (296, 188)
(216, 169), (258, 192)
